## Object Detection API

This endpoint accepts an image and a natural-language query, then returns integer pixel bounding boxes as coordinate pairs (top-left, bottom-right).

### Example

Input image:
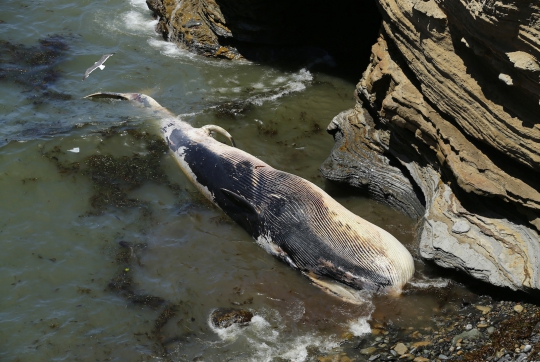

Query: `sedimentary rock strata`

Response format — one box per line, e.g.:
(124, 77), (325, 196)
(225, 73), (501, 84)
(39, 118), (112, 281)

(322, 1), (540, 291)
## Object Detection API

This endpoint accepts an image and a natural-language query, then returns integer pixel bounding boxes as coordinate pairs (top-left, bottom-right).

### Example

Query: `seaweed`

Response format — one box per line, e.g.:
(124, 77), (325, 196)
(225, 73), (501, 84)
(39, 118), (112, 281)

(257, 120), (278, 136)
(44, 127), (182, 215)
(128, 294), (166, 310)
(42, 124), (211, 358)
(463, 311), (540, 361)
(214, 100), (251, 119)
(0, 35), (68, 92)
(153, 304), (178, 334)
(310, 121), (323, 134)
(108, 270), (133, 292)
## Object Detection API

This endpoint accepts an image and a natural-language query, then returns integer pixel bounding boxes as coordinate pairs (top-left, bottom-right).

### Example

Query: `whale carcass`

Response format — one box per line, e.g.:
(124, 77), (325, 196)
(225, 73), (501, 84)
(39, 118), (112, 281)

(86, 92), (415, 303)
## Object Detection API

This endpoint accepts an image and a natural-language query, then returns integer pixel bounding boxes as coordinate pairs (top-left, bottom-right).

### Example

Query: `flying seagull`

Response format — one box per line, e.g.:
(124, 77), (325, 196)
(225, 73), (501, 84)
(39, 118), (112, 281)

(82, 53), (114, 80)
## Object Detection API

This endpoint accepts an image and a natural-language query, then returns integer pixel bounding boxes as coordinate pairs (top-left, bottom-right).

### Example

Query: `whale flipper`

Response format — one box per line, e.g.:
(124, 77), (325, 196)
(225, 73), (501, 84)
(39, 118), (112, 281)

(220, 188), (259, 215)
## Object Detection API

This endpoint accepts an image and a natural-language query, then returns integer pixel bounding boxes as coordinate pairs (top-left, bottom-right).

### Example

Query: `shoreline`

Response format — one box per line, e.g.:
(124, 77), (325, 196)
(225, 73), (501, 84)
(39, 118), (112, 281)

(324, 293), (540, 362)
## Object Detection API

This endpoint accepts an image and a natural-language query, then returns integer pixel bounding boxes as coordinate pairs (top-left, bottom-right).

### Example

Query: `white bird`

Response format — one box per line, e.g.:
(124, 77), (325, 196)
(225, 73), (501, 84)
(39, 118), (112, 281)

(82, 53), (114, 80)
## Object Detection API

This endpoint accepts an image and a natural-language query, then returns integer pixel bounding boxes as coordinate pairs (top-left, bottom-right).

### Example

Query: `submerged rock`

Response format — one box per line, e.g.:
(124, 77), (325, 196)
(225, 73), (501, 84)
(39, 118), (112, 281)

(210, 308), (253, 328)
(322, 1), (540, 292)
(146, 0), (241, 59)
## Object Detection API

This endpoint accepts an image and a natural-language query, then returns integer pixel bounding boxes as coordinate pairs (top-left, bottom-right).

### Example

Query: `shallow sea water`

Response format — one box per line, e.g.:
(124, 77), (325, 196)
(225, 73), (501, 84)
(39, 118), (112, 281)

(0, 0), (480, 361)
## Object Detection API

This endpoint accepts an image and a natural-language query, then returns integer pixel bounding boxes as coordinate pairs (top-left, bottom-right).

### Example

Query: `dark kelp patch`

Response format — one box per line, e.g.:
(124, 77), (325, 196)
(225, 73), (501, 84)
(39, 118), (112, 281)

(257, 120), (278, 136)
(0, 35), (69, 95)
(463, 310), (540, 361)
(213, 100), (252, 119)
(43, 126), (183, 216)
(40, 125), (223, 359)
(107, 239), (202, 358)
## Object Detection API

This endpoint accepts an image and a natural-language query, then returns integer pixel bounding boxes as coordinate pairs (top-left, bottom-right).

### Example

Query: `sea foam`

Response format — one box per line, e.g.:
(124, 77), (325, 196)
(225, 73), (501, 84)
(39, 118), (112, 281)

(208, 308), (342, 362)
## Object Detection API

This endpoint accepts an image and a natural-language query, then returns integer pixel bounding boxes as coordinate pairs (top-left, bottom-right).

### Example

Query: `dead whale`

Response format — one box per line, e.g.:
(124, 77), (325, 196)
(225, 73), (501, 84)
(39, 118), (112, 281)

(85, 92), (415, 303)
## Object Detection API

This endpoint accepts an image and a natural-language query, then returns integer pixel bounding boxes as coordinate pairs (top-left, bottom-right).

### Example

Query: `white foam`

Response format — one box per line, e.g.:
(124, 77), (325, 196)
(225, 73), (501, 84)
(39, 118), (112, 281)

(226, 76), (240, 85)
(271, 76), (287, 85)
(209, 314), (271, 342)
(242, 68), (312, 106)
(209, 308), (343, 362)
(348, 317), (372, 337)
(123, 10), (158, 33)
(129, 0), (150, 10)
(178, 110), (204, 118)
(292, 68), (313, 82)
(147, 38), (236, 68)
(249, 332), (339, 362)
(217, 87), (242, 93)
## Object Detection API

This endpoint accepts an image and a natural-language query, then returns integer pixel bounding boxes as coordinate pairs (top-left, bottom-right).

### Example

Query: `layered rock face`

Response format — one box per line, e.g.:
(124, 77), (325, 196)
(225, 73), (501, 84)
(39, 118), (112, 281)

(322, 0), (540, 291)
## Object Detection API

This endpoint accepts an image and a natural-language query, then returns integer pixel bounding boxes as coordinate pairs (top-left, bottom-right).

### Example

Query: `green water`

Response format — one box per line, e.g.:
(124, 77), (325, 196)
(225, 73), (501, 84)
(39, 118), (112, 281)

(0, 0), (476, 361)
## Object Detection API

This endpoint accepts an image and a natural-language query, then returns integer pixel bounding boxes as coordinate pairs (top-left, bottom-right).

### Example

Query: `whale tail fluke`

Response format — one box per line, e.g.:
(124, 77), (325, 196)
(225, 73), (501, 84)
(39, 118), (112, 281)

(84, 92), (175, 118)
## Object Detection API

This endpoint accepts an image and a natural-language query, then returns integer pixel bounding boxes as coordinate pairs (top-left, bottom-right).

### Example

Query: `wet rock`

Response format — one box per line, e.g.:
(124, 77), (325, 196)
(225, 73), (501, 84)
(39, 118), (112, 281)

(515, 305), (524, 313)
(411, 341), (430, 348)
(475, 305), (492, 315)
(321, 107), (424, 219)
(451, 220), (470, 234)
(393, 342), (408, 356)
(210, 308), (253, 328)
(452, 328), (482, 345)
(360, 347), (377, 355)
(146, 0), (240, 59)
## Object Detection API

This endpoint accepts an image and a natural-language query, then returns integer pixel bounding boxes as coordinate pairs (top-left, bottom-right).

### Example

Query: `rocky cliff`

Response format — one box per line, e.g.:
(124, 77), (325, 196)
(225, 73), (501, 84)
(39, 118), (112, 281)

(322, 0), (540, 291)
(147, 0), (540, 292)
